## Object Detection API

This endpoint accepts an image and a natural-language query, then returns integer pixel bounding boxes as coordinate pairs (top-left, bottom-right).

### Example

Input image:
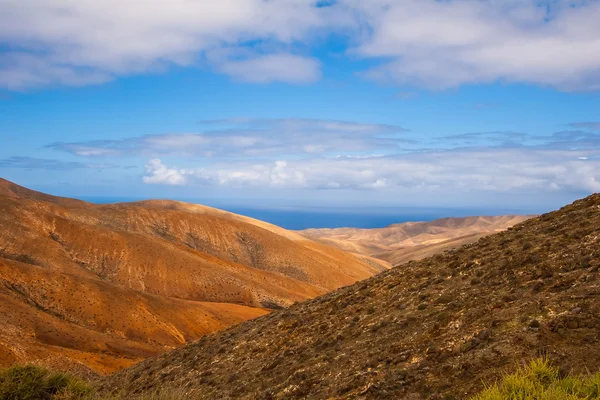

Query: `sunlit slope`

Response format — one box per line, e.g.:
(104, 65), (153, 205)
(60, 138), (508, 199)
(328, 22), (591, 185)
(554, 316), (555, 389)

(0, 178), (385, 374)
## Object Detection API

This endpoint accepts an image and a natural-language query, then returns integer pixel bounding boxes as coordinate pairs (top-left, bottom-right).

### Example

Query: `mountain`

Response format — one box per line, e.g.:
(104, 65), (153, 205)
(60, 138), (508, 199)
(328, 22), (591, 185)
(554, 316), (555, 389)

(299, 215), (532, 265)
(103, 194), (600, 399)
(0, 178), (387, 375)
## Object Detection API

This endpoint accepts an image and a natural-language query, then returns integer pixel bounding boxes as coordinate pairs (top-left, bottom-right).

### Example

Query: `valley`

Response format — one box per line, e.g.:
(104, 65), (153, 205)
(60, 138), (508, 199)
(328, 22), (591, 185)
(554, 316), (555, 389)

(103, 194), (600, 399)
(2, 178), (590, 400)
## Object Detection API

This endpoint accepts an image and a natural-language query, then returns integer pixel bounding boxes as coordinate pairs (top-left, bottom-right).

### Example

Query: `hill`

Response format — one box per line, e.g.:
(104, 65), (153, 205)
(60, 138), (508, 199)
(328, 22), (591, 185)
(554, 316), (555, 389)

(103, 194), (600, 399)
(0, 178), (386, 375)
(0, 178), (87, 207)
(299, 215), (532, 265)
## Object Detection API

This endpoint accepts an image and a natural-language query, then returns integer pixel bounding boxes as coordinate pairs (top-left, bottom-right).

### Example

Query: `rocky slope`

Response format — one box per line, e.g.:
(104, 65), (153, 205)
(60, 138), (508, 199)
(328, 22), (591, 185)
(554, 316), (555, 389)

(300, 215), (532, 265)
(0, 178), (386, 375)
(104, 194), (600, 399)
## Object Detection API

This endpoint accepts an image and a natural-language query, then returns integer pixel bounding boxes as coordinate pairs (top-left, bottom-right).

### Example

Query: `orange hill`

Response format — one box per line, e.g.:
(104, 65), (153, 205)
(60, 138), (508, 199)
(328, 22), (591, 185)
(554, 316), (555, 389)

(0, 178), (387, 375)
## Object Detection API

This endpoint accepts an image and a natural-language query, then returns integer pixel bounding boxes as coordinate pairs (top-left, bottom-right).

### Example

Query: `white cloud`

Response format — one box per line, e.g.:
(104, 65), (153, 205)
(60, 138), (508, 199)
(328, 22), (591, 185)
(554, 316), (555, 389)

(345, 0), (600, 90)
(217, 53), (321, 84)
(0, 0), (340, 89)
(142, 158), (190, 185)
(213, 160), (306, 187)
(0, 52), (112, 90)
(269, 160), (307, 186)
(218, 170), (263, 185)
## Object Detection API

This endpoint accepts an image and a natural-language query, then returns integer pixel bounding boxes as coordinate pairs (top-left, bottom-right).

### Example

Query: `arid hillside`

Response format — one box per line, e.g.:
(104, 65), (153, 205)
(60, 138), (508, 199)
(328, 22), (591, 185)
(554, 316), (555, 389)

(300, 215), (532, 265)
(0, 178), (386, 375)
(104, 194), (600, 399)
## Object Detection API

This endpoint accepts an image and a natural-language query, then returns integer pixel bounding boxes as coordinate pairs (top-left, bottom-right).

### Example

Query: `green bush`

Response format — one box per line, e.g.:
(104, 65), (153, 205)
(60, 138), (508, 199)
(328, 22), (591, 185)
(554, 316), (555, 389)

(0, 364), (193, 400)
(0, 365), (93, 400)
(472, 358), (600, 399)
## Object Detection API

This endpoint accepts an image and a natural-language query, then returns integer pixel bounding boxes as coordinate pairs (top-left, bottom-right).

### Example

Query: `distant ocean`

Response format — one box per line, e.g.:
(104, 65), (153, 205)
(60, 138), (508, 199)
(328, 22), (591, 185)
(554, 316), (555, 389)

(78, 196), (531, 230)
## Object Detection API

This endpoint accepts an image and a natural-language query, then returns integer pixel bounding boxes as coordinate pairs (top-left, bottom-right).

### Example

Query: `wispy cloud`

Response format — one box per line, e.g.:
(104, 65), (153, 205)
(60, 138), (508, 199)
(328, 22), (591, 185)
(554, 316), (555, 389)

(435, 130), (600, 151)
(48, 118), (411, 158)
(537, 131), (600, 150)
(438, 131), (528, 146)
(568, 122), (600, 130)
(0, 156), (118, 170)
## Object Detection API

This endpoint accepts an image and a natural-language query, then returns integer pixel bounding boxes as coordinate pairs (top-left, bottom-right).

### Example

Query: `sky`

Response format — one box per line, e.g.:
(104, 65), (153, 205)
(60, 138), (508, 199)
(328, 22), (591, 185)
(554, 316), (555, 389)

(1, 0), (600, 216)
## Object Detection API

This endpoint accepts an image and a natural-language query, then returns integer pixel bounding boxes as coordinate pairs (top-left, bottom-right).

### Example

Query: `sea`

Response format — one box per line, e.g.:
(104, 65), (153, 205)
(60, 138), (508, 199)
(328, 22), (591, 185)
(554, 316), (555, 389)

(78, 196), (533, 230)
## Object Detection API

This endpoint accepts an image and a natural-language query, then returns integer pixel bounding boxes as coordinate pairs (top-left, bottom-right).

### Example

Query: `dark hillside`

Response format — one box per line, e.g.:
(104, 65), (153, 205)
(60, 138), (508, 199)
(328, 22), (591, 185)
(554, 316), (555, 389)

(103, 194), (600, 399)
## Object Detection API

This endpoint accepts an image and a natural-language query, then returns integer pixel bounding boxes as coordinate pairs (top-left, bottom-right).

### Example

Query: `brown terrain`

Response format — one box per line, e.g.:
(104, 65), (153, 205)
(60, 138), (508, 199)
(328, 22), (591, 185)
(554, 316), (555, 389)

(0, 178), (387, 375)
(300, 215), (532, 265)
(104, 194), (600, 399)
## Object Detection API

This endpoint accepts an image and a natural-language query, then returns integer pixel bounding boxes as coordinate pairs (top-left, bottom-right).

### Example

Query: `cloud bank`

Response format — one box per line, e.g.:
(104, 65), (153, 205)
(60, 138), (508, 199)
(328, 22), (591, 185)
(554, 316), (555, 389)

(142, 148), (600, 194)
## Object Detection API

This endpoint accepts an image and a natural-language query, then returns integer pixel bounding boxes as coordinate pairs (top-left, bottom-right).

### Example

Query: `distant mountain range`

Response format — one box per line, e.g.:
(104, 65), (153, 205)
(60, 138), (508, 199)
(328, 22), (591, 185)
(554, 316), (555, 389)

(299, 214), (532, 266)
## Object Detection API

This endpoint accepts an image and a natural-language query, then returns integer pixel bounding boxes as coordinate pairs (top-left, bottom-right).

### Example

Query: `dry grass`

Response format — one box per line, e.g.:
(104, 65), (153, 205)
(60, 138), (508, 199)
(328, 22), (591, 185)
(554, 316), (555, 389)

(472, 358), (600, 399)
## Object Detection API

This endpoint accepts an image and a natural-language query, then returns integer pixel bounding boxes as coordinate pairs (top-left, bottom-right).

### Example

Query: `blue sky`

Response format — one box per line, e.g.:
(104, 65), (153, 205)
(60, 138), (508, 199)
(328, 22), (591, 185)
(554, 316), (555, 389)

(1, 0), (599, 214)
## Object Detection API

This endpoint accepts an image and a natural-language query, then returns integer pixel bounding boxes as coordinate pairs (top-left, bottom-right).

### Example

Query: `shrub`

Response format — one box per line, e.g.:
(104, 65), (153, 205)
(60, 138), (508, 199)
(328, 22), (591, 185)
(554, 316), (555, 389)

(471, 358), (600, 399)
(0, 364), (193, 400)
(0, 365), (92, 400)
